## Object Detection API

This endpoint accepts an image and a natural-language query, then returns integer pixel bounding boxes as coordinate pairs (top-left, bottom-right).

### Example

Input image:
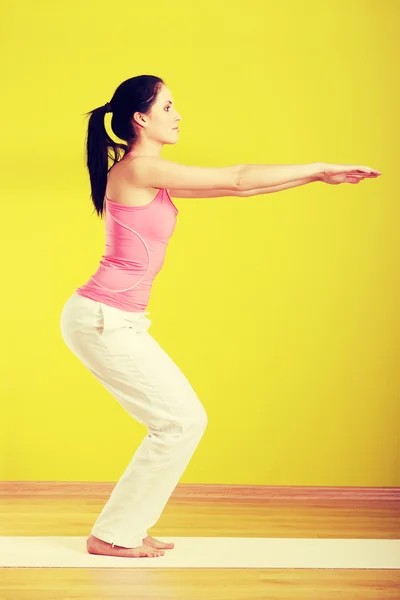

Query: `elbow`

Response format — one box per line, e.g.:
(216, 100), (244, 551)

(235, 164), (245, 191)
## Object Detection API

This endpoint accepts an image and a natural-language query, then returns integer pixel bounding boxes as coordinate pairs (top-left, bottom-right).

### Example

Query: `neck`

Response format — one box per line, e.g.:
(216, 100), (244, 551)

(127, 139), (164, 158)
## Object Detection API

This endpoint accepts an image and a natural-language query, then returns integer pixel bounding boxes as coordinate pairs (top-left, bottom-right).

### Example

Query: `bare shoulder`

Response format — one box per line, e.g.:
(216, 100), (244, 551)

(105, 157), (160, 208)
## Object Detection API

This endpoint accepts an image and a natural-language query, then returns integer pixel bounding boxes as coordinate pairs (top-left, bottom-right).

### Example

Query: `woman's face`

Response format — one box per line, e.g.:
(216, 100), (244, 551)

(135, 85), (182, 143)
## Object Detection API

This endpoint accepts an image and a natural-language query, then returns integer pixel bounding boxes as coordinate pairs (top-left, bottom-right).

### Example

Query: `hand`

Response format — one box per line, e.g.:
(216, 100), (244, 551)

(318, 163), (382, 185)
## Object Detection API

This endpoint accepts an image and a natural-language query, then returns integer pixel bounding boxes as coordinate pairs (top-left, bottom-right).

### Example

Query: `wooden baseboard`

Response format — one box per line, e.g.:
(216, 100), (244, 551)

(1, 482), (399, 501)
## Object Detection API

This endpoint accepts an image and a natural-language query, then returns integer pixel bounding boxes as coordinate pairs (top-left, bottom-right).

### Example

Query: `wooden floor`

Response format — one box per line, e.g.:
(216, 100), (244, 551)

(1, 484), (399, 599)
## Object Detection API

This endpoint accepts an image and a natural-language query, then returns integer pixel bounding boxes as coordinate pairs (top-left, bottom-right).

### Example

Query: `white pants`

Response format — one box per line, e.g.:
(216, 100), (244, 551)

(60, 292), (208, 548)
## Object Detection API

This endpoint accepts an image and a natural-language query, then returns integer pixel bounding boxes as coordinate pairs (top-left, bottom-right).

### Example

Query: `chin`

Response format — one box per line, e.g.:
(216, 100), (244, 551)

(162, 135), (179, 146)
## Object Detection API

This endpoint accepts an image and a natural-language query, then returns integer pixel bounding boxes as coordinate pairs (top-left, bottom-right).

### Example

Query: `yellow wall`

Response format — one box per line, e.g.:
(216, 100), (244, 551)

(1, 0), (397, 486)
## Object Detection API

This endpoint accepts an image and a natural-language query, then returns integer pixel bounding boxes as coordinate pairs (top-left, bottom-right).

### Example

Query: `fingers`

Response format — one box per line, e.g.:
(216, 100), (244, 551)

(354, 165), (382, 175)
(347, 172), (380, 183)
(347, 173), (377, 180)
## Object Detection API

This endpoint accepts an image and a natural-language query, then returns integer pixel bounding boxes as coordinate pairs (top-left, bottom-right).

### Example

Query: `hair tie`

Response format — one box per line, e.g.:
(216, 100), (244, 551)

(104, 102), (112, 113)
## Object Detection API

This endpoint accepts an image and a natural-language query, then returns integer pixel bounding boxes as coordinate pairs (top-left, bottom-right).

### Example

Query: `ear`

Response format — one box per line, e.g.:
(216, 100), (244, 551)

(133, 111), (146, 128)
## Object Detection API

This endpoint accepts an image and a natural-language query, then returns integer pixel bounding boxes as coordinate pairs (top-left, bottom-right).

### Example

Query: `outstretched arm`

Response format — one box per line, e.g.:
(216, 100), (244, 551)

(169, 162), (381, 198)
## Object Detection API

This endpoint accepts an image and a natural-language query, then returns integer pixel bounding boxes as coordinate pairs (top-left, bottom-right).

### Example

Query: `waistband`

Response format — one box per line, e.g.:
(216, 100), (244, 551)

(71, 292), (151, 328)
(100, 302), (151, 330)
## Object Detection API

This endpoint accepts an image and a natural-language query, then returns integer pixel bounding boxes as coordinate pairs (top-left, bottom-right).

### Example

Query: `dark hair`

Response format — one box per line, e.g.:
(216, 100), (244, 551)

(83, 75), (164, 218)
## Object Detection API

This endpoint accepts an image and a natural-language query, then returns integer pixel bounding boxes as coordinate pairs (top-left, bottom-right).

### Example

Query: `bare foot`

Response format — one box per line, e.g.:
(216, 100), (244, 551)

(143, 535), (174, 549)
(86, 534), (165, 558)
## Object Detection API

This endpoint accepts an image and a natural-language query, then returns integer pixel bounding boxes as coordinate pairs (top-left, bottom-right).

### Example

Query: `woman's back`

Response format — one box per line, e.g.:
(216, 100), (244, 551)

(76, 150), (179, 312)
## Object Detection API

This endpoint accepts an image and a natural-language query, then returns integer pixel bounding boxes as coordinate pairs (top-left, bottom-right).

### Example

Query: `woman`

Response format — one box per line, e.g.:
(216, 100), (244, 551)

(60, 74), (381, 560)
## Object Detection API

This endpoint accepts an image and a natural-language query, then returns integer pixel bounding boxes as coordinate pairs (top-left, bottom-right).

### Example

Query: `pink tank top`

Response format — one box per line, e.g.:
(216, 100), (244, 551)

(75, 151), (179, 312)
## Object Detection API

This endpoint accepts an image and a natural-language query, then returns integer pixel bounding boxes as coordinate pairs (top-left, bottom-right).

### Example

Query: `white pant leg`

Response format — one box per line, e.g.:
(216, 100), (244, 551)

(60, 292), (208, 548)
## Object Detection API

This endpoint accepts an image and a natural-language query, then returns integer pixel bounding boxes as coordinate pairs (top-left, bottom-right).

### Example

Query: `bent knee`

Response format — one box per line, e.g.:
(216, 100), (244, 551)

(179, 410), (208, 431)
(151, 409), (208, 436)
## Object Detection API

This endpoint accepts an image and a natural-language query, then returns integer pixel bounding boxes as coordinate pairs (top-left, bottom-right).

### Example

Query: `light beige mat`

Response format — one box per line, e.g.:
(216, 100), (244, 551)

(1, 537), (399, 569)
